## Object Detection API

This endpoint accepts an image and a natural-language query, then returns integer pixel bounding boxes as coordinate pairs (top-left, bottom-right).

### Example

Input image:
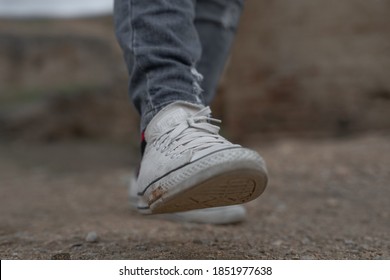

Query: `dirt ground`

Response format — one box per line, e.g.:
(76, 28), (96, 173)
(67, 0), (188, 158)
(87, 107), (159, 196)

(0, 134), (389, 260)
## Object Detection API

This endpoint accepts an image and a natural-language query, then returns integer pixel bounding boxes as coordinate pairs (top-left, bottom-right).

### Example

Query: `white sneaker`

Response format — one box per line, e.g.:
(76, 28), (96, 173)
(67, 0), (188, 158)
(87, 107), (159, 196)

(136, 101), (268, 214)
(128, 172), (247, 224)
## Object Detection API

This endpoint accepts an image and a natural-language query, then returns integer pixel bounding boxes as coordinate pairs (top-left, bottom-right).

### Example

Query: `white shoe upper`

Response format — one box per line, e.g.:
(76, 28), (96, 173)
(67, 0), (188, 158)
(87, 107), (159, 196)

(136, 101), (268, 214)
(137, 101), (239, 192)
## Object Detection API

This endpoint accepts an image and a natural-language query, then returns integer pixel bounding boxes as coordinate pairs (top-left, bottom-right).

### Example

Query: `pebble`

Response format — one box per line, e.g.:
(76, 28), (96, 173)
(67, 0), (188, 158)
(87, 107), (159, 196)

(344, 239), (354, 245)
(272, 240), (283, 247)
(301, 237), (311, 245)
(85, 231), (98, 243)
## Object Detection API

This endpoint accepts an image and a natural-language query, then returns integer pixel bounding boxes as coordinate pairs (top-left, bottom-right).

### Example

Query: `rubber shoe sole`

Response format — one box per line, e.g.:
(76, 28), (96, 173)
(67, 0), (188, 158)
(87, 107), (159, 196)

(138, 148), (268, 214)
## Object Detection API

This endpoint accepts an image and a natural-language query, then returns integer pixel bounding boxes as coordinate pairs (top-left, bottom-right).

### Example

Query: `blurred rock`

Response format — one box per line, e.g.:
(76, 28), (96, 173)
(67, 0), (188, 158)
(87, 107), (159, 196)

(0, 89), (138, 143)
(1, 1), (390, 143)
(224, 0), (390, 140)
(85, 231), (98, 243)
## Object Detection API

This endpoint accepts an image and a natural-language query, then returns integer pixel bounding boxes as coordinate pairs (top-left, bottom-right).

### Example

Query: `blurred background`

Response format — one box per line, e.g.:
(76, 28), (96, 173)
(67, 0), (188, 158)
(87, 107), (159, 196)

(1, 0), (390, 260)
(1, 0), (389, 145)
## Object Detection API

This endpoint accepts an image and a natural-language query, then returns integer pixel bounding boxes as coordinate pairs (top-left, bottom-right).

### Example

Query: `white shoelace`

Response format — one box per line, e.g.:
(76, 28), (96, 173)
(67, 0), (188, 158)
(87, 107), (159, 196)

(153, 107), (233, 158)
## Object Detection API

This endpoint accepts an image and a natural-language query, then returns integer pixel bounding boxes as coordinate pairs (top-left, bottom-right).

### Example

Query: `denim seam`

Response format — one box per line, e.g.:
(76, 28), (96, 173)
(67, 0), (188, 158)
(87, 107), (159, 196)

(129, 0), (155, 116)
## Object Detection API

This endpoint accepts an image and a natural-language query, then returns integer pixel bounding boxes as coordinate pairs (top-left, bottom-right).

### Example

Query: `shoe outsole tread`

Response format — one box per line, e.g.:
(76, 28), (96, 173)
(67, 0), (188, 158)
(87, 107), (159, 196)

(138, 148), (268, 214)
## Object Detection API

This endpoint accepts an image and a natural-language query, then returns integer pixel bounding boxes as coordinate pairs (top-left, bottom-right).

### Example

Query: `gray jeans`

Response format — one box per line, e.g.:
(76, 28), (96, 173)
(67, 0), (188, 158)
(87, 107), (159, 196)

(114, 0), (244, 131)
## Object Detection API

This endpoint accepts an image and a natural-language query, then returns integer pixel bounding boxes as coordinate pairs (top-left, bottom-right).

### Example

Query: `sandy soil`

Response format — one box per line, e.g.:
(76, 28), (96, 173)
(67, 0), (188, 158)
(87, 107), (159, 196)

(0, 135), (389, 259)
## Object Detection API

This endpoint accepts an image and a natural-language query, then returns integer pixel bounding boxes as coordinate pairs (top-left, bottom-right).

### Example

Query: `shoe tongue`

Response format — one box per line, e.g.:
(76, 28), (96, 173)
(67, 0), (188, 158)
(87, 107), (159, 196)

(145, 102), (203, 141)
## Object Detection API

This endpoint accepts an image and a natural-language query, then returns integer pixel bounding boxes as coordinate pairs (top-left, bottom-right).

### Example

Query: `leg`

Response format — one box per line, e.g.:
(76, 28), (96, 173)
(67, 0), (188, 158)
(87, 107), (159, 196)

(114, 0), (268, 215)
(195, 0), (244, 104)
(114, 0), (204, 132)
